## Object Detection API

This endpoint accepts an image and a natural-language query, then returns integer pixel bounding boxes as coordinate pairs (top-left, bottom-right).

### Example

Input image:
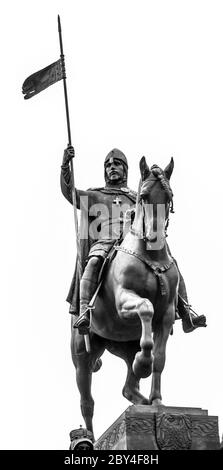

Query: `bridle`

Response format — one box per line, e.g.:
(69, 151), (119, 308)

(130, 173), (174, 242)
(116, 167), (176, 295)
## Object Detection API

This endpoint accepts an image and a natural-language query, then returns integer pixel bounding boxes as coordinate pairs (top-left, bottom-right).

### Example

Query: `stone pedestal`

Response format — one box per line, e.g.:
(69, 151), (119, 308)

(95, 405), (220, 450)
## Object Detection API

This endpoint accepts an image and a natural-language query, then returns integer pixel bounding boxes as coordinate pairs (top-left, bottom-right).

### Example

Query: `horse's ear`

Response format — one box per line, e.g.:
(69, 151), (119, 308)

(139, 156), (150, 181)
(164, 157), (174, 180)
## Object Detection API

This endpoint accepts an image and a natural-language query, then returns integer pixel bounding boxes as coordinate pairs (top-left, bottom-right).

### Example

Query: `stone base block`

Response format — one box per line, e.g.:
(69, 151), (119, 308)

(95, 405), (220, 450)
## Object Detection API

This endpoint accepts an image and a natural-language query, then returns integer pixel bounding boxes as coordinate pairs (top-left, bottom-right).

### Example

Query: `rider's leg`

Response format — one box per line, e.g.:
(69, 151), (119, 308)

(176, 262), (207, 333)
(166, 243), (207, 332)
(73, 256), (104, 333)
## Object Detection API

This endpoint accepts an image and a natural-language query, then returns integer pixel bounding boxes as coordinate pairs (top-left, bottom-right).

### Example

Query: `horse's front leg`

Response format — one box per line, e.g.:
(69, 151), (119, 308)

(117, 289), (154, 379)
(106, 340), (150, 405)
(149, 305), (175, 405)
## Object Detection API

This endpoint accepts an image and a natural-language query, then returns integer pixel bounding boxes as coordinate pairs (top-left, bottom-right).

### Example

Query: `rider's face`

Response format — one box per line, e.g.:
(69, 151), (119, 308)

(75, 442), (93, 450)
(105, 157), (124, 183)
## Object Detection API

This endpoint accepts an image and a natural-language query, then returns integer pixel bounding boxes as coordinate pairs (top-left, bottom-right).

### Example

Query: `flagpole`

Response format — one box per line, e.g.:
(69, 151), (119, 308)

(58, 16), (91, 353)
(57, 15), (82, 278)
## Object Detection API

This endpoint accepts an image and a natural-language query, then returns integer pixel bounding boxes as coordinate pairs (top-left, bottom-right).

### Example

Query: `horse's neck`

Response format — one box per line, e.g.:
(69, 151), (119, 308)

(126, 203), (170, 263)
(132, 202), (144, 237)
(123, 232), (170, 263)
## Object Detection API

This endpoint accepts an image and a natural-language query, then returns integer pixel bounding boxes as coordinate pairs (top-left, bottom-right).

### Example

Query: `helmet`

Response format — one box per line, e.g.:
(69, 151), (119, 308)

(69, 427), (94, 450)
(104, 148), (128, 185)
(104, 148), (128, 168)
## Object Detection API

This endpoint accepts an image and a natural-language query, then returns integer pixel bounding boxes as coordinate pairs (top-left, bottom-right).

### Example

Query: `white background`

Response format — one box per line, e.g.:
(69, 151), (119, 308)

(0, 0), (222, 449)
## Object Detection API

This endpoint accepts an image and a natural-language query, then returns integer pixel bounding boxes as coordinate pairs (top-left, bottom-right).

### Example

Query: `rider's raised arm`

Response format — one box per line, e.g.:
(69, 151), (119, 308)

(60, 157), (73, 204)
(60, 146), (97, 208)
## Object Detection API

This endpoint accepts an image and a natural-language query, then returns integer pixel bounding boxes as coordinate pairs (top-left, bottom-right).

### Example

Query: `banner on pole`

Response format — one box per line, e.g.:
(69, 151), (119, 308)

(22, 59), (64, 99)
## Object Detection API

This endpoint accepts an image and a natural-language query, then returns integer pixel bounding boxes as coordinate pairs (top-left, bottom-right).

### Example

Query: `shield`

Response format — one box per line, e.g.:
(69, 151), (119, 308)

(155, 412), (192, 450)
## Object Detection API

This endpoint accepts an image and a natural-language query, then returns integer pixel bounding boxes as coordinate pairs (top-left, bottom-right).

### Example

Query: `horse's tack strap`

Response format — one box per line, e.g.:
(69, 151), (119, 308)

(115, 246), (174, 296)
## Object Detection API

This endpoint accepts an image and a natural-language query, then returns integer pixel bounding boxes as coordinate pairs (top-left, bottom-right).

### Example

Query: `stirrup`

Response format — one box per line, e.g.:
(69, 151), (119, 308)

(73, 306), (95, 335)
(182, 309), (207, 333)
(178, 296), (207, 332)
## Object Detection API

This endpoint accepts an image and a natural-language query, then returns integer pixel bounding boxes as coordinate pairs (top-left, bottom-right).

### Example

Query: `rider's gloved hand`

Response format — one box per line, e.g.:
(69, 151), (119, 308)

(62, 145), (75, 166)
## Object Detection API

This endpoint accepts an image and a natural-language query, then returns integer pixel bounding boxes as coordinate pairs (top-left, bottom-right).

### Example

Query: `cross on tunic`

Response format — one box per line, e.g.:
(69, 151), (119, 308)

(113, 196), (122, 205)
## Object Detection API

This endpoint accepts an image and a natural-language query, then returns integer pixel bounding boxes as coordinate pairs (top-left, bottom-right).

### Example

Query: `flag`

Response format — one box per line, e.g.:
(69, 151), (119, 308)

(22, 59), (64, 99)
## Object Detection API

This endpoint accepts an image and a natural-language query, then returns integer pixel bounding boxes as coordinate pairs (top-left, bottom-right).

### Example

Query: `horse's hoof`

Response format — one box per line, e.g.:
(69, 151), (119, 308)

(132, 352), (153, 379)
(92, 358), (102, 373)
(122, 386), (150, 405)
(148, 398), (162, 406)
(152, 398), (162, 406)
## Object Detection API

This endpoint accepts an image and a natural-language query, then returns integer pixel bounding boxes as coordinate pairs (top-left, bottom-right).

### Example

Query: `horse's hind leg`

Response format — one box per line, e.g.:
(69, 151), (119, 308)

(149, 306), (175, 405)
(75, 353), (94, 433)
(71, 327), (105, 436)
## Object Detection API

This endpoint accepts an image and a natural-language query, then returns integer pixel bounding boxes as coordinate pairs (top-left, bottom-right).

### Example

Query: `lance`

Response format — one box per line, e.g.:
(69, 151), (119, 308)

(58, 15), (82, 277)
(58, 16), (90, 352)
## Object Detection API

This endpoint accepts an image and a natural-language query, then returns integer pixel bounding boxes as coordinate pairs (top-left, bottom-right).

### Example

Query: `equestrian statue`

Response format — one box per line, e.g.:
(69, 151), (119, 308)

(61, 147), (206, 437)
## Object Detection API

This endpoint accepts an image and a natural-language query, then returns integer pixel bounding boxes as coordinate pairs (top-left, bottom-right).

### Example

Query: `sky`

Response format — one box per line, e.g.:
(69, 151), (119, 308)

(0, 0), (223, 449)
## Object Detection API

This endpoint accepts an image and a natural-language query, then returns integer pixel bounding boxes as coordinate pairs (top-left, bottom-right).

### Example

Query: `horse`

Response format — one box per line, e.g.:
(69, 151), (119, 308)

(70, 156), (179, 438)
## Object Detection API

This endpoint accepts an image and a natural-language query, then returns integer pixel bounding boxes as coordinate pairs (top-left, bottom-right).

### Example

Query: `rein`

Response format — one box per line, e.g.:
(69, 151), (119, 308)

(129, 202), (170, 241)
(129, 226), (147, 241)
(115, 245), (174, 296)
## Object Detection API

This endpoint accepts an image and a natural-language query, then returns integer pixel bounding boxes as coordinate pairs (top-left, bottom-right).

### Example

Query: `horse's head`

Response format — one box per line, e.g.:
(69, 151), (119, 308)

(134, 156), (174, 248)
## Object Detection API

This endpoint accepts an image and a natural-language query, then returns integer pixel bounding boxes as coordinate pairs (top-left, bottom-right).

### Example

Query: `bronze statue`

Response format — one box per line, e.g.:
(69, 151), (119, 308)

(61, 147), (206, 334)
(61, 149), (206, 437)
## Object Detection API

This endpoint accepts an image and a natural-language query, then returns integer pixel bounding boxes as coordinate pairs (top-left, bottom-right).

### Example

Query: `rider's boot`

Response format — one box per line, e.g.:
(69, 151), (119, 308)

(73, 257), (103, 335)
(177, 295), (207, 333)
(73, 279), (98, 335)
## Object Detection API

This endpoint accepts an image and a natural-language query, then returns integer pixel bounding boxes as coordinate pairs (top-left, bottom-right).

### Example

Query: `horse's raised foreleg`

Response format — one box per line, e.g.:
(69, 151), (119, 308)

(133, 298), (154, 379)
(117, 290), (154, 379)
(148, 306), (175, 405)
